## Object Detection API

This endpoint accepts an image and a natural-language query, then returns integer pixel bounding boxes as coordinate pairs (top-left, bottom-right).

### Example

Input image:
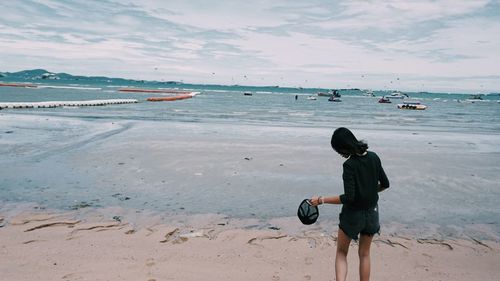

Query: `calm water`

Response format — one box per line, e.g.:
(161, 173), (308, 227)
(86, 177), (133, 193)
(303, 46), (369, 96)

(1, 82), (500, 133)
(1, 82), (499, 238)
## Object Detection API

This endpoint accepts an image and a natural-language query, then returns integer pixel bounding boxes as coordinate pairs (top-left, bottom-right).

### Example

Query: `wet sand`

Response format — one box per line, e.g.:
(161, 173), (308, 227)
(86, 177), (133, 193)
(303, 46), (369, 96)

(1, 114), (499, 236)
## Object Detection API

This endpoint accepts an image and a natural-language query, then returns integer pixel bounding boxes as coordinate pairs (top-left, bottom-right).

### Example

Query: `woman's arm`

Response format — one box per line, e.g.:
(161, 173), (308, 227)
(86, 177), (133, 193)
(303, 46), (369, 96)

(378, 158), (389, 190)
(310, 195), (342, 206)
(310, 162), (354, 206)
(378, 182), (389, 192)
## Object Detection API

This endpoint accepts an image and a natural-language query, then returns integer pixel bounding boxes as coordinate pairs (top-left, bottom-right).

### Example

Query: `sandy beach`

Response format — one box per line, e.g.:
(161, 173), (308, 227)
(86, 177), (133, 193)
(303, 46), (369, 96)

(1, 210), (499, 281)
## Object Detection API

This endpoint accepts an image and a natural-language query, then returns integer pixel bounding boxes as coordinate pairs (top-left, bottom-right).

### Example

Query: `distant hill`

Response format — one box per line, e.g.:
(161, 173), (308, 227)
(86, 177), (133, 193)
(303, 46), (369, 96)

(0, 69), (181, 85)
(0, 69), (371, 95)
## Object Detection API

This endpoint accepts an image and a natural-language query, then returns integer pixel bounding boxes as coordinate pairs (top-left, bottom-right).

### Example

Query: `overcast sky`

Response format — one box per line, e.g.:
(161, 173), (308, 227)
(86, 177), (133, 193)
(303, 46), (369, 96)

(1, 0), (499, 92)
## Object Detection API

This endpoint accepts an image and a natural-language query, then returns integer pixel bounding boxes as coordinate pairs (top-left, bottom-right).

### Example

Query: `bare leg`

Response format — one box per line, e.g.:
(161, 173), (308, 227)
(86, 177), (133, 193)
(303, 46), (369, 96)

(358, 234), (374, 281)
(335, 228), (352, 281)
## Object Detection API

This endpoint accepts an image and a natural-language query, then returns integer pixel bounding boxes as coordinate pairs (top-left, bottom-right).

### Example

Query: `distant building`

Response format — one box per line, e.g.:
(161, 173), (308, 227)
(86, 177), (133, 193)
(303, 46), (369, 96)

(41, 73), (60, 80)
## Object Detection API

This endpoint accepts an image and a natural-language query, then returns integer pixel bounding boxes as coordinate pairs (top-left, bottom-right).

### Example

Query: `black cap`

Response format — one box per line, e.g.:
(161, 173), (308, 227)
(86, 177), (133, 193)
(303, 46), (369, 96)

(297, 199), (319, 225)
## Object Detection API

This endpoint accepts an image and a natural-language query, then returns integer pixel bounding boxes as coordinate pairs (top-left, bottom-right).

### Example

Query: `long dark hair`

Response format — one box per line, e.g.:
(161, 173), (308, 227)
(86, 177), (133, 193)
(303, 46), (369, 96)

(330, 127), (368, 156)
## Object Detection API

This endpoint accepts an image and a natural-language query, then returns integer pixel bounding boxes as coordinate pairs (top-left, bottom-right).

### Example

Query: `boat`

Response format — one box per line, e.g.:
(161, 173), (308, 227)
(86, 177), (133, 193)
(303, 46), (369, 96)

(307, 96), (317, 100)
(243, 92), (253, 96)
(397, 101), (427, 110)
(328, 96), (342, 102)
(317, 89), (341, 97)
(378, 97), (391, 103)
(465, 94), (488, 103)
(468, 94), (483, 100)
(387, 92), (409, 99)
(331, 90), (341, 98)
(363, 90), (375, 97)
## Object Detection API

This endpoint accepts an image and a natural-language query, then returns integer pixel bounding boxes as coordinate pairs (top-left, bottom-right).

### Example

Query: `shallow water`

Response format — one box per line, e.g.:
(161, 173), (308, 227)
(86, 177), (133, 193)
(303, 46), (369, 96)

(1, 83), (499, 239)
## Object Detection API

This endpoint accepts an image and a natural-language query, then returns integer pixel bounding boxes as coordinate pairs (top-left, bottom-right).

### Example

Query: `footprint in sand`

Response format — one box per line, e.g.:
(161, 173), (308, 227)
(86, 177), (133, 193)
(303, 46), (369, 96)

(304, 257), (313, 265)
(62, 273), (84, 280)
(146, 258), (155, 267)
(272, 272), (280, 281)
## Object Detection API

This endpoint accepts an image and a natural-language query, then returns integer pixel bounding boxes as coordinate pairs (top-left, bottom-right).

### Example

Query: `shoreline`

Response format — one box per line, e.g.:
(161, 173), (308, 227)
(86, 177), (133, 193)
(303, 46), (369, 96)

(1, 208), (499, 281)
(1, 203), (499, 242)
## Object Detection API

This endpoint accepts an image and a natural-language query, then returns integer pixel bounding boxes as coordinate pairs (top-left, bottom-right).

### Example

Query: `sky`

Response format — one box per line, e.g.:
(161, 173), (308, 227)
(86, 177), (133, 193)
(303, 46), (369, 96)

(1, 0), (499, 93)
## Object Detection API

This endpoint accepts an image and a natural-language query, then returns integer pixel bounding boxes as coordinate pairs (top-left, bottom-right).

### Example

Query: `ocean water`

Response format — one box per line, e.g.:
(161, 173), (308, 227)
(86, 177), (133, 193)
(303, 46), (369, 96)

(1, 84), (500, 132)
(1, 82), (499, 239)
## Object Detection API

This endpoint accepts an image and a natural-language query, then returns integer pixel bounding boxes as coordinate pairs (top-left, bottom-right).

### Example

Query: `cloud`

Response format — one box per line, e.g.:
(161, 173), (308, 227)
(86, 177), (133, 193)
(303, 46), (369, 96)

(0, 0), (499, 92)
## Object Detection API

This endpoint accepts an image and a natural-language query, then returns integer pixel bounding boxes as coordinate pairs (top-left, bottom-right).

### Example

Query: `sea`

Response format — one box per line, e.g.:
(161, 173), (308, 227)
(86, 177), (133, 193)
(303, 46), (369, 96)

(1, 78), (499, 239)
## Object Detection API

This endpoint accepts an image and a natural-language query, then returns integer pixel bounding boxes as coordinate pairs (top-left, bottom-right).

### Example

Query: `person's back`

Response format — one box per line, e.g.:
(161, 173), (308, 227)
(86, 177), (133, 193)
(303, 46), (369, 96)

(342, 151), (388, 211)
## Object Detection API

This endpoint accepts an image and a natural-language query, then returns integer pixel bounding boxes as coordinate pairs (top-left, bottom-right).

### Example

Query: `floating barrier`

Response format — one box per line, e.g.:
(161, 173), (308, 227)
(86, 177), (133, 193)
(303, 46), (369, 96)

(118, 88), (193, 94)
(146, 92), (199, 102)
(0, 99), (138, 109)
(119, 88), (200, 102)
(147, 93), (198, 102)
(0, 83), (37, 88)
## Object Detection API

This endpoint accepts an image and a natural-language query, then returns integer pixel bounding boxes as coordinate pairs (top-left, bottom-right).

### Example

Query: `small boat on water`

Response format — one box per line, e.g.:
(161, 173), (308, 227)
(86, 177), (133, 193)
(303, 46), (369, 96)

(387, 92), (409, 99)
(307, 96), (317, 100)
(317, 89), (341, 97)
(243, 92), (253, 96)
(397, 101), (427, 110)
(468, 94), (483, 100)
(464, 94), (489, 103)
(378, 97), (391, 103)
(317, 92), (330, 97)
(363, 90), (375, 97)
(331, 90), (341, 98)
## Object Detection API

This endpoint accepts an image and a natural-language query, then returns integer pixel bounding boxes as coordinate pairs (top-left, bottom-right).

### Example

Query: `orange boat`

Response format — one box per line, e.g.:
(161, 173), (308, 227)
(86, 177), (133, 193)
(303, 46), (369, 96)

(147, 94), (194, 102)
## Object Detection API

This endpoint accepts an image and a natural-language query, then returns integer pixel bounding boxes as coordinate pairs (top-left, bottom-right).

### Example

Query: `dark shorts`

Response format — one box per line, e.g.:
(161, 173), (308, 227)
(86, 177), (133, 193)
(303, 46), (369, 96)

(339, 205), (380, 240)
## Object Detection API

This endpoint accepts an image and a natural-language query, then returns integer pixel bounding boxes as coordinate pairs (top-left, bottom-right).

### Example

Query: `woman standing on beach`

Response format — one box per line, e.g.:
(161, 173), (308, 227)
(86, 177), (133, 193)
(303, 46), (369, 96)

(310, 127), (389, 281)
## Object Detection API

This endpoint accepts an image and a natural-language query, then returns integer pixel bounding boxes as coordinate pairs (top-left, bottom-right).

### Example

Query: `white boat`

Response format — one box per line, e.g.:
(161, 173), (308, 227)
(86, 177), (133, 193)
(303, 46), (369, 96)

(387, 92), (408, 99)
(397, 101), (427, 110)
(307, 96), (317, 100)
(363, 90), (374, 97)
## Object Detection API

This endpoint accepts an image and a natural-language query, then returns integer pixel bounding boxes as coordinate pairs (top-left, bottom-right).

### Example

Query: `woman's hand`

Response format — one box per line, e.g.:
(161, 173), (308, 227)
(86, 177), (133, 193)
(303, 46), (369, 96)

(310, 196), (322, 206)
